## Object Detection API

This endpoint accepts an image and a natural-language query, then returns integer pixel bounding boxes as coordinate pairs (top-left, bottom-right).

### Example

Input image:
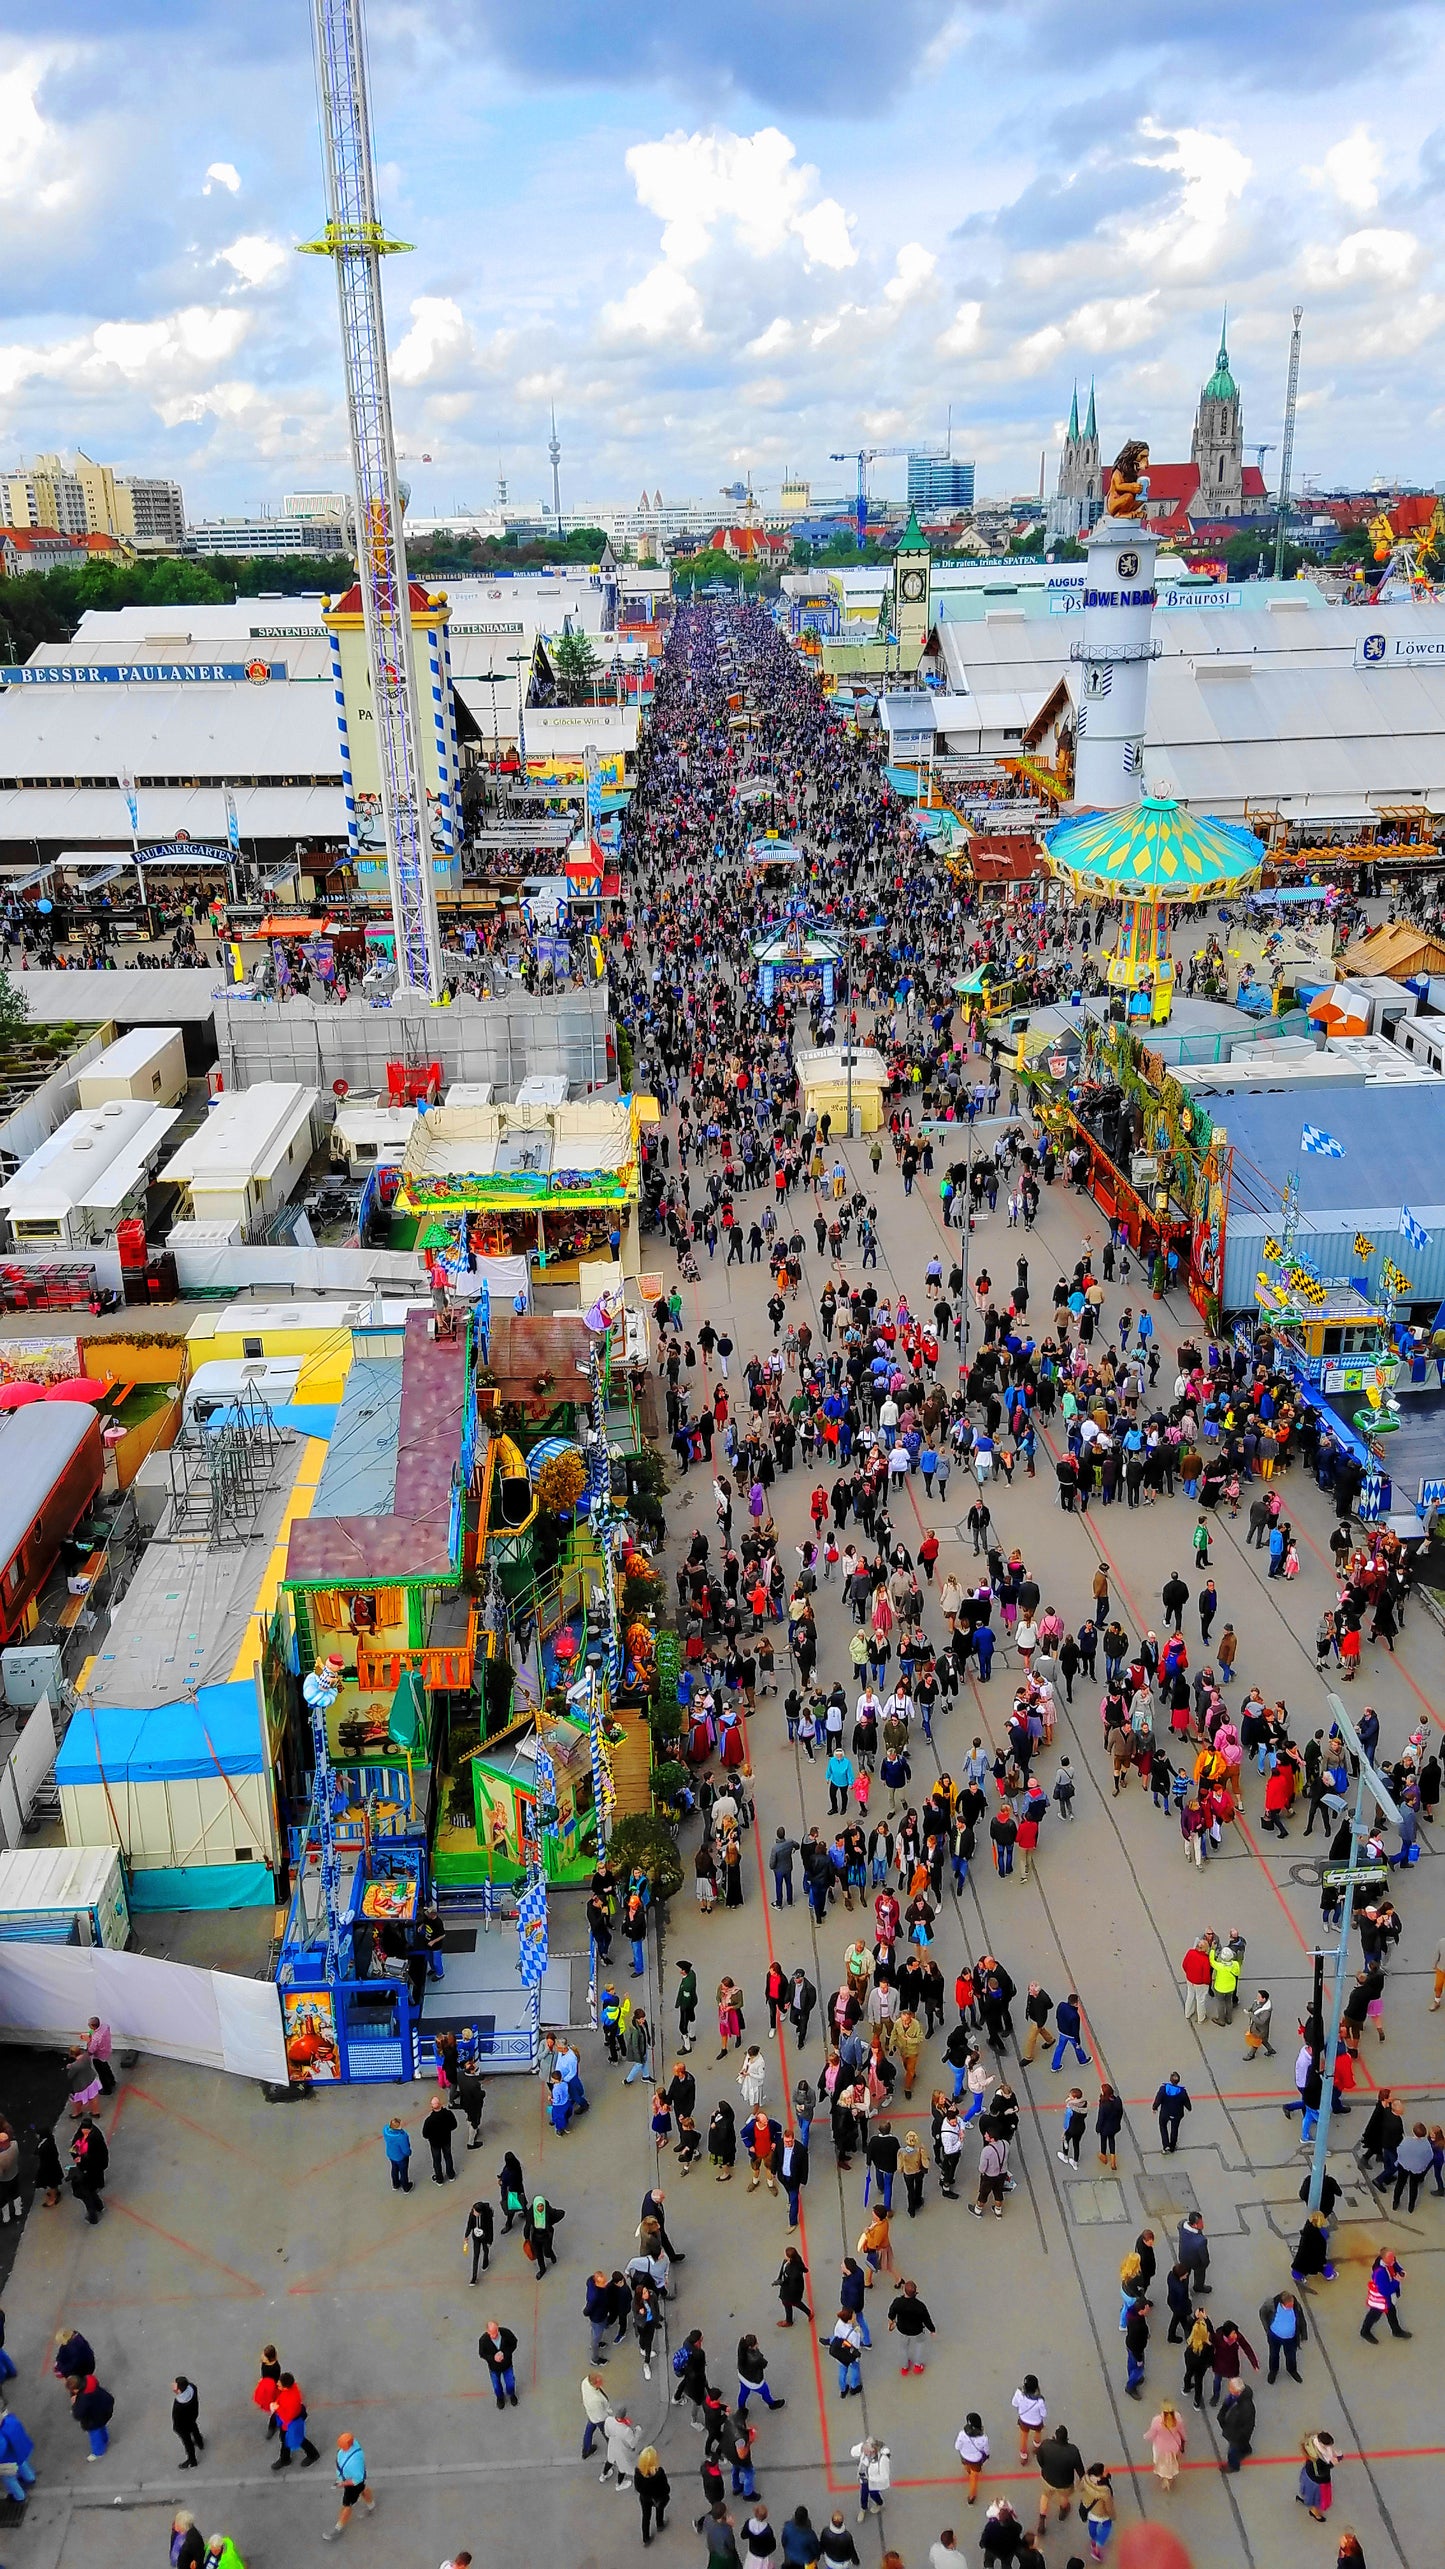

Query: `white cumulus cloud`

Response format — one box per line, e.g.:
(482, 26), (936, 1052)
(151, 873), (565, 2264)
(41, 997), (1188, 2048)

(885, 243), (938, 307)
(937, 299), (983, 356)
(1304, 226), (1419, 288)
(217, 233), (288, 289)
(390, 294), (476, 383)
(1311, 126), (1381, 216)
(603, 124), (856, 349)
(203, 161), (242, 196)
(1128, 123), (1251, 275)
(0, 55), (77, 212)
(746, 317), (796, 357)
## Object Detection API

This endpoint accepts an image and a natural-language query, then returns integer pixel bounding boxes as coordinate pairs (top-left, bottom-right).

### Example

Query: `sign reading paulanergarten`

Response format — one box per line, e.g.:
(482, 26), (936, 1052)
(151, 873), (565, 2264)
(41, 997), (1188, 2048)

(0, 660), (287, 684)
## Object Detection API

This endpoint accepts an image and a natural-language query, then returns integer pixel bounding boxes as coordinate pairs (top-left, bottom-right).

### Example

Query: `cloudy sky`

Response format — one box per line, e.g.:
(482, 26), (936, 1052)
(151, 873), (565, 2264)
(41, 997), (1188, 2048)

(3, 0), (1445, 521)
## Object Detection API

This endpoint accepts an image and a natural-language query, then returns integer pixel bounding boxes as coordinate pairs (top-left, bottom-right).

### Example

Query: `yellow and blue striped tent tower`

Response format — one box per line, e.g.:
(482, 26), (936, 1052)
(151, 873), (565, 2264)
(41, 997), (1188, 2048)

(1045, 794), (1263, 1023)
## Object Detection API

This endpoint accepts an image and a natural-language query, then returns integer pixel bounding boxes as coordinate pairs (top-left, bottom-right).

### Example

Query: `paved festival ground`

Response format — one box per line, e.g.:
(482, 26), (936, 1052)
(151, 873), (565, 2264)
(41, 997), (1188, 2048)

(4, 1113), (1444, 2569)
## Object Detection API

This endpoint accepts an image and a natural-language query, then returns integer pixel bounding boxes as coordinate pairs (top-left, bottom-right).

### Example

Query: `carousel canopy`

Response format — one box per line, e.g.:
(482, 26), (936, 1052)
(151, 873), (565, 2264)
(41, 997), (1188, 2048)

(1046, 795), (1263, 903)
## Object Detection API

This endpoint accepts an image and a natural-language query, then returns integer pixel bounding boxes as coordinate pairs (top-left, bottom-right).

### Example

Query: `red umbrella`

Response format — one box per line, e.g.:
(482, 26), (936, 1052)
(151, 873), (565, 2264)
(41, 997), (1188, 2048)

(44, 1377), (108, 1403)
(0, 1381), (41, 1410)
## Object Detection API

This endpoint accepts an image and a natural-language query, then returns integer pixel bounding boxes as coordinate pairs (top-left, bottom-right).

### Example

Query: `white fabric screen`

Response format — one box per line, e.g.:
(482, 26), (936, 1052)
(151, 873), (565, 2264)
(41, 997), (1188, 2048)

(0, 1942), (286, 2082)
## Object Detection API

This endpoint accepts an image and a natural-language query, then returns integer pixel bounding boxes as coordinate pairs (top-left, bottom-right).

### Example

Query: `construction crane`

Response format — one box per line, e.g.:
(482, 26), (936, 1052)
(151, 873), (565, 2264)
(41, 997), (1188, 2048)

(830, 444), (946, 550)
(1249, 443), (1276, 474)
(1272, 306), (1303, 583)
(301, 0), (441, 999)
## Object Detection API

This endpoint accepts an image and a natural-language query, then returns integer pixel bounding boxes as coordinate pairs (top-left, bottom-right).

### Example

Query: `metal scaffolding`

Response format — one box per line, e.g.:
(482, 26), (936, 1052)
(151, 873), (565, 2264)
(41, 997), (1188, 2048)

(302, 0), (441, 998)
(162, 1396), (287, 1548)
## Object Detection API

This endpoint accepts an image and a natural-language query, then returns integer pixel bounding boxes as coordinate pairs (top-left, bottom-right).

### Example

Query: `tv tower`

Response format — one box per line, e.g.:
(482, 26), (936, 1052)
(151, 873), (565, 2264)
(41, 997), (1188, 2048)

(548, 406), (563, 537)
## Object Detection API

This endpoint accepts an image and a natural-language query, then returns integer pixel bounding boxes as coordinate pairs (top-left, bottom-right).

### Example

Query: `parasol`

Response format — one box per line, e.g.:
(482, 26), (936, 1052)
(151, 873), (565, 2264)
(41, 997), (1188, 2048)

(0, 1382), (42, 1410)
(44, 1377), (109, 1403)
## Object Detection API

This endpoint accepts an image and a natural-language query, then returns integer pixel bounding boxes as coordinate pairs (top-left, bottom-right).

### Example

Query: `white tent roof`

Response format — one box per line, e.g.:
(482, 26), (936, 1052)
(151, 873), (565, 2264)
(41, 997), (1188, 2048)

(0, 784), (347, 845)
(69, 602), (328, 641)
(1139, 661), (1445, 818)
(934, 597), (1445, 700)
(795, 1045), (888, 1083)
(0, 678), (339, 783)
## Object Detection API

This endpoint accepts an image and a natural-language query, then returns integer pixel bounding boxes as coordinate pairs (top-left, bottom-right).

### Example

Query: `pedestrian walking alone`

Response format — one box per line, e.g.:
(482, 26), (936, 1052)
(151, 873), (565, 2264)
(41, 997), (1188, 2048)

(172, 2375), (204, 2468)
(67, 2370), (114, 2461)
(422, 2094), (457, 2183)
(322, 2432), (376, 2540)
(1144, 2400), (1186, 2492)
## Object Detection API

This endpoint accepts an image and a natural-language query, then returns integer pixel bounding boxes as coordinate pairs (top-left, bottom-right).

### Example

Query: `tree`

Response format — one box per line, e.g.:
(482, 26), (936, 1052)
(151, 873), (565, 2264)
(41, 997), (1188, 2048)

(1329, 525), (1376, 569)
(1221, 531), (1307, 580)
(551, 624), (600, 704)
(1047, 538), (1088, 563)
(1007, 526), (1046, 557)
(606, 1812), (683, 1902)
(0, 968), (26, 1043)
(670, 547), (742, 593)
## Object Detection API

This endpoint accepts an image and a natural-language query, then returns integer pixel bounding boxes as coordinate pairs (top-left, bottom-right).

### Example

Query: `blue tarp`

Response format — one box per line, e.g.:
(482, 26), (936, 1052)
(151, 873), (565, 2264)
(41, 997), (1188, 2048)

(56, 1681), (265, 1787)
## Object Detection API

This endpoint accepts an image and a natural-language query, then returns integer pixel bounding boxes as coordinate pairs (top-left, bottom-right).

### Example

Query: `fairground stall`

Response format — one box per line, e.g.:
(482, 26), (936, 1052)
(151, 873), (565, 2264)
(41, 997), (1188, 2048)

(274, 1306), (479, 2080)
(795, 1044), (888, 1136)
(436, 1296), (657, 1896)
(752, 898), (843, 1011)
(1046, 795), (1263, 1025)
(393, 1094), (654, 1284)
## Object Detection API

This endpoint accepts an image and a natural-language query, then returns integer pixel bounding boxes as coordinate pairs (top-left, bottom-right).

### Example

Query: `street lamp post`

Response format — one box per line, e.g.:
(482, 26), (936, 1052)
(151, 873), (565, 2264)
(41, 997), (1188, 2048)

(956, 1099), (981, 1370)
(507, 649), (530, 782)
(1305, 1691), (1402, 2214)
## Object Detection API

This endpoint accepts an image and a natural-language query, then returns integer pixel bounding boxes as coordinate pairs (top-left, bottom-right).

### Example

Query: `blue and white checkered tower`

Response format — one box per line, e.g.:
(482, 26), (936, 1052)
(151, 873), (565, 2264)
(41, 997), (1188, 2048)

(326, 614), (359, 859)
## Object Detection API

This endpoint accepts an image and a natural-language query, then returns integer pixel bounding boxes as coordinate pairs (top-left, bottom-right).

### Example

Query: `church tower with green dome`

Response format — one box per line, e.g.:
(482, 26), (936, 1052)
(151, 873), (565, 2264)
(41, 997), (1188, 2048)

(1190, 312), (1243, 517)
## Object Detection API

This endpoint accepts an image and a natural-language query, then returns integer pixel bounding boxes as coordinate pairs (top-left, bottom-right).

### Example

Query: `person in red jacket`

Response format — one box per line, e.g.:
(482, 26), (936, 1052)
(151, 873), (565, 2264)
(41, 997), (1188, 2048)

(918, 1532), (940, 1585)
(269, 2373), (320, 2471)
(1261, 1762), (1294, 1839)
(1181, 1938), (1214, 2026)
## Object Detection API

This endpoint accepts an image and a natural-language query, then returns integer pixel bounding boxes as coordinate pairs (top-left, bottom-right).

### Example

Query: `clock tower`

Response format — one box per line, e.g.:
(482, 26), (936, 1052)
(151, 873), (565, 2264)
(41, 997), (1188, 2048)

(891, 507), (931, 663)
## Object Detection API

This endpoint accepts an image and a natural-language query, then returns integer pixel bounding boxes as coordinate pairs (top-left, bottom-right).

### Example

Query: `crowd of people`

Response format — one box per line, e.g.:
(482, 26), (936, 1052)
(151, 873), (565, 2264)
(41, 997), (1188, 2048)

(0, 593), (1425, 2569)
(592, 597), (1424, 2567)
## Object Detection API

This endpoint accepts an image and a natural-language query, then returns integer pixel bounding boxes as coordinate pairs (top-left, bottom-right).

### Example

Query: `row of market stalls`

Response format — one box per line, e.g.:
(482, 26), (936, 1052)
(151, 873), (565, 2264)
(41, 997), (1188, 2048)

(996, 791), (1445, 1529)
(264, 1278), (662, 2083)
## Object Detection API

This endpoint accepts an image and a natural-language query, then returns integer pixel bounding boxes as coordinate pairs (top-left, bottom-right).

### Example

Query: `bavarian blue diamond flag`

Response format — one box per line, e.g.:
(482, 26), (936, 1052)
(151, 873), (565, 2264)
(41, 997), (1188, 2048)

(1300, 1125), (1345, 1159)
(517, 1867), (549, 1987)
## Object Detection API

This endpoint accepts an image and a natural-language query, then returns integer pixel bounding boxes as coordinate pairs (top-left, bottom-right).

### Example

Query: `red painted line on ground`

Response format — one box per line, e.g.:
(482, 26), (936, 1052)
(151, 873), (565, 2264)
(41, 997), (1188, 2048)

(109, 2199), (265, 2296)
(1227, 1811), (1312, 1955)
(737, 1691), (847, 2495)
(891, 2436), (1445, 2492)
(1256, 1483), (1444, 1736)
(1034, 1431), (1318, 1955)
(286, 2190), (464, 2293)
(114, 2082), (251, 2158)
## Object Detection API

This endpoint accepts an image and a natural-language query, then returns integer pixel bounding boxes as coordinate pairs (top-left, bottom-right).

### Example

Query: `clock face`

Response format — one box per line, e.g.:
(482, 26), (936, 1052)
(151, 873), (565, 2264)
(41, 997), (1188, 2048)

(900, 569), (926, 602)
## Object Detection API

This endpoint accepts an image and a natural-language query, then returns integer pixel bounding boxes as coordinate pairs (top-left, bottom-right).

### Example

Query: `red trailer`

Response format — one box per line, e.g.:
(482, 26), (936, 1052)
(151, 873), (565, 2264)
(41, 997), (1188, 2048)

(0, 1405), (104, 1649)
